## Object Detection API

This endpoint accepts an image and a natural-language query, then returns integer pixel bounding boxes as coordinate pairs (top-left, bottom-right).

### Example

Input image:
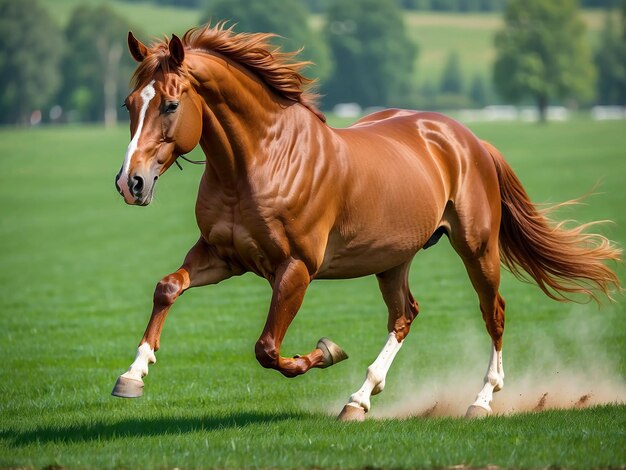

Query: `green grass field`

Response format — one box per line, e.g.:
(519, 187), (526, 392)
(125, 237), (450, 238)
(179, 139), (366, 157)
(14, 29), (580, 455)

(0, 117), (625, 468)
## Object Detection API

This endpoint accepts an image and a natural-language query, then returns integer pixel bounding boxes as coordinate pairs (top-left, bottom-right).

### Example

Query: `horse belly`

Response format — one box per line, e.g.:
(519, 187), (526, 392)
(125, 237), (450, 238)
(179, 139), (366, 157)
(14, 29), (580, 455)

(317, 195), (442, 279)
(316, 139), (447, 279)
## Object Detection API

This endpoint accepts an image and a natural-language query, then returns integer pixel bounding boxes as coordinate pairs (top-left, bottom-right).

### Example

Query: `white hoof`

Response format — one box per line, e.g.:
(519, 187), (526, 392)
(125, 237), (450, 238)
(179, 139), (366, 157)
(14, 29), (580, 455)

(465, 404), (491, 419)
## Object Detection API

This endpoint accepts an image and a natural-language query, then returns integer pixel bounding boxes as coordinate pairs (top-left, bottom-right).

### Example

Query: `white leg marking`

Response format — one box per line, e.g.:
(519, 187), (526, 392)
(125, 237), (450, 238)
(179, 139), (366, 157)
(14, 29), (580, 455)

(469, 342), (504, 413)
(345, 332), (403, 412)
(121, 343), (156, 382)
(118, 80), (156, 198)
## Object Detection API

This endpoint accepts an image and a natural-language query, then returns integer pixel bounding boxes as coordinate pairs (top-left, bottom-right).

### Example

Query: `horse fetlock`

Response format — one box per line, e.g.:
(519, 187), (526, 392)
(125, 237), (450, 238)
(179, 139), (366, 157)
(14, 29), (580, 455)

(470, 392), (493, 414)
(254, 340), (278, 369)
(125, 343), (156, 380)
(485, 371), (504, 390)
(366, 366), (384, 388)
(348, 392), (371, 412)
(371, 378), (386, 395)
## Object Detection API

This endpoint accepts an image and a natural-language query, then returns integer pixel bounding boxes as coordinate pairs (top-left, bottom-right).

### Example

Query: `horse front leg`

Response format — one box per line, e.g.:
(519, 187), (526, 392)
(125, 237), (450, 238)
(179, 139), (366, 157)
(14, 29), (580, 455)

(112, 238), (234, 398)
(255, 259), (348, 378)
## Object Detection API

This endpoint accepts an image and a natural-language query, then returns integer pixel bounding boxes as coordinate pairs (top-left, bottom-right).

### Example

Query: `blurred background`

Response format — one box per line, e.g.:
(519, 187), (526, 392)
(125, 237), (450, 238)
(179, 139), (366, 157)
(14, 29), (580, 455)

(1, 0), (625, 126)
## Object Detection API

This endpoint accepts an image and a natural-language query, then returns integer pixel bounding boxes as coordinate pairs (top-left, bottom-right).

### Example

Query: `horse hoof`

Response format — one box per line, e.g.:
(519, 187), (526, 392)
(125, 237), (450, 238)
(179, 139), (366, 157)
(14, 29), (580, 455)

(317, 337), (348, 369)
(338, 404), (366, 422)
(465, 405), (491, 419)
(111, 375), (144, 398)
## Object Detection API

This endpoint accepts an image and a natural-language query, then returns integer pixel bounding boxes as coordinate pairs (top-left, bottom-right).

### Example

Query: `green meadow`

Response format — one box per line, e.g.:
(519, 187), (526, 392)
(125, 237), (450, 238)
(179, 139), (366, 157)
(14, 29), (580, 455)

(0, 117), (625, 468)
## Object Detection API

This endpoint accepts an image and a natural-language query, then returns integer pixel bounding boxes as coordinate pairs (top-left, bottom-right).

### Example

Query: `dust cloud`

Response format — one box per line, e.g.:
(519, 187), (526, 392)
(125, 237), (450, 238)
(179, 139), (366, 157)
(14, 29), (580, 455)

(354, 309), (625, 419)
(370, 366), (626, 419)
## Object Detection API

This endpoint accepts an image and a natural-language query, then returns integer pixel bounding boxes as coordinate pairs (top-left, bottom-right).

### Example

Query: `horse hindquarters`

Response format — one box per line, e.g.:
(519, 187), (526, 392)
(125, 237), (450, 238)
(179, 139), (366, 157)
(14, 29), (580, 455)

(440, 141), (507, 416)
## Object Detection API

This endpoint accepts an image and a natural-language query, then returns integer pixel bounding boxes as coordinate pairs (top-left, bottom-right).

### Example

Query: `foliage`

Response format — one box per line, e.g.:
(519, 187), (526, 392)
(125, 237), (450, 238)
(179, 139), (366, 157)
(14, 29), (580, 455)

(594, 4), (626, 105)
(470, 74), (489, 107)
(0, 0), (63, 125)
(0, 119), (625, 467)
(440, 51), (463, 94)
(203, 0), (331, 84)
(323, 0), (417, 108)
(493, 0), (595, 121)
(400, 0), (504, 11)
(580, 0), (618, 7)
(57, 5), (138, 124)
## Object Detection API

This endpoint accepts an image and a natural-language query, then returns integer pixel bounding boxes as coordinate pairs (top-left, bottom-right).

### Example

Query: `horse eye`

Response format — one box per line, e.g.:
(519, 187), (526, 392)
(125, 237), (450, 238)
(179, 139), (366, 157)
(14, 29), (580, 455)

(164, 102), (179, 114)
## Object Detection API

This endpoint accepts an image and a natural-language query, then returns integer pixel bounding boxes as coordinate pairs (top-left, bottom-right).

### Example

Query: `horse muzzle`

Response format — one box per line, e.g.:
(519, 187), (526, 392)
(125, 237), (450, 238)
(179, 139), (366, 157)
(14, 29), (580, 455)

(115, 168), (159, 206)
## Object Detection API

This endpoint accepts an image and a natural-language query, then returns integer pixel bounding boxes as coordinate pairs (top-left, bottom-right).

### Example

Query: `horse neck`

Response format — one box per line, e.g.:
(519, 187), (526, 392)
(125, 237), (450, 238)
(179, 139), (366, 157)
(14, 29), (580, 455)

(188, 52), (298, 186)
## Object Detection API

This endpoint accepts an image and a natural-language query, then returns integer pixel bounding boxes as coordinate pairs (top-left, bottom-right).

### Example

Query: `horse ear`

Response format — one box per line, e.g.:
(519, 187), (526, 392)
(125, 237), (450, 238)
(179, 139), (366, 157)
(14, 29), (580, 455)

(169, 34), (185, 67)
(128, 31), (148, 62)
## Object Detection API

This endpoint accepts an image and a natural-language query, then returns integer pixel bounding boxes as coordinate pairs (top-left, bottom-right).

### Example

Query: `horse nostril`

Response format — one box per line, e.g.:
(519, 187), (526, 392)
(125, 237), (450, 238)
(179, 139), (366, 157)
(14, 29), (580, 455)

(131, 175), (144, 196)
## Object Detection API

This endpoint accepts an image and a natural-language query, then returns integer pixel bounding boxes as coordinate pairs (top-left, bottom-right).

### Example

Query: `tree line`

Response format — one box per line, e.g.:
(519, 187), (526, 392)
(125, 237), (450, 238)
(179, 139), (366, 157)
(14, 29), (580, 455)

(1, 0), (625, 125)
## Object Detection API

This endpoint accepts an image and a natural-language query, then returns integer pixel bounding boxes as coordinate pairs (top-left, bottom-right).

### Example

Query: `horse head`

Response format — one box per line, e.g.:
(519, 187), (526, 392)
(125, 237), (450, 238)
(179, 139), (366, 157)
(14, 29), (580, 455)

(115, 32), (202, 205)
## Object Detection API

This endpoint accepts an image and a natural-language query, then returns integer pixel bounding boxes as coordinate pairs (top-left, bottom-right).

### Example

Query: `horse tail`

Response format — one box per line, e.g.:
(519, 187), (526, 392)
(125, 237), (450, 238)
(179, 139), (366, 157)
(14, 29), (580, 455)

(482, 140), (622, 302)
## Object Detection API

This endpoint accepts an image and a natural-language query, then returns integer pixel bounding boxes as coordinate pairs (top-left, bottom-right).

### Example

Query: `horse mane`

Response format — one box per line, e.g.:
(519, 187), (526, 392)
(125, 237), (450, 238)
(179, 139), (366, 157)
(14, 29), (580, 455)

(131, 23), (326, 122)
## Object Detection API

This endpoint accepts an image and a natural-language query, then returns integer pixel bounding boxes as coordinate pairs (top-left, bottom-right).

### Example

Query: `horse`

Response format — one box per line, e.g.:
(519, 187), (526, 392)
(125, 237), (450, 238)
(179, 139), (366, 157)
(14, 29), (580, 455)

(111, 24), (621, 420)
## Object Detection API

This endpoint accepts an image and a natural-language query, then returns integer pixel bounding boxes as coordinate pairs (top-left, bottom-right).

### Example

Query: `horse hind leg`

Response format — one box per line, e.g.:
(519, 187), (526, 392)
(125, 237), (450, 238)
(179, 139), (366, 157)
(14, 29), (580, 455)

(338, 261), (419, 421)
(448, 206), (506, 417)
(465, 273), (506, 418)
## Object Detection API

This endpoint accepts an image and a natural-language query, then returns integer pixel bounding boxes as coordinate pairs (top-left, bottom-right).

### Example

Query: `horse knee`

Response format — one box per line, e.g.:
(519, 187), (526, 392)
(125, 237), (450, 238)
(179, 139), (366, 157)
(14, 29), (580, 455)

(255, 338), (278, 369)
(153, 274), (184, 307)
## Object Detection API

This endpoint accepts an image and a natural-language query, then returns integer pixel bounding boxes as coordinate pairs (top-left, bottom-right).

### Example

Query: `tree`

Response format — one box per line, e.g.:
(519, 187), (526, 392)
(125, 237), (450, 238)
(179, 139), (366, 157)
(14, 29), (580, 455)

(440, 51), (463, 94)
(470, 73), (488, 107)
(493, 0), (595, 122)
(203, 0), (330, 84)
(594, 4), (626, 105)
(323, 0), (417, 108)
(58, 5), (137, 125)
(0, 0), (63, 125)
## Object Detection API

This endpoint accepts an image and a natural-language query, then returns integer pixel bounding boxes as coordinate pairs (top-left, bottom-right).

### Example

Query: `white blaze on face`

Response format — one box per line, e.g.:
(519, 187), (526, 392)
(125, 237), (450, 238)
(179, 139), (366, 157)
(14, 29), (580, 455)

(118, 80), (156, 198)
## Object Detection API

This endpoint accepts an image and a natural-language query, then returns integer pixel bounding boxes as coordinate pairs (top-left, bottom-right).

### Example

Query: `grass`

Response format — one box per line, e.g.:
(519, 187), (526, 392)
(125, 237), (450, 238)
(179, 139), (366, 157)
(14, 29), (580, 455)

(0, 117), (625, 468)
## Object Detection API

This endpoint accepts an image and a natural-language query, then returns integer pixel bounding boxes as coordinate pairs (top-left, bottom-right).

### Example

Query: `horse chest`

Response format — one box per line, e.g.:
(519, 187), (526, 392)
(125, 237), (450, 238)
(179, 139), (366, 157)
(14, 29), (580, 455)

(197, 211), (284, 278)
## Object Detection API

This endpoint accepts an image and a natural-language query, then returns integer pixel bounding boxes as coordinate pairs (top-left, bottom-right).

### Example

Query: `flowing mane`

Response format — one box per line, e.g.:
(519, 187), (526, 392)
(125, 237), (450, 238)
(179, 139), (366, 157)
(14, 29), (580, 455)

(132, 23), (325, 121)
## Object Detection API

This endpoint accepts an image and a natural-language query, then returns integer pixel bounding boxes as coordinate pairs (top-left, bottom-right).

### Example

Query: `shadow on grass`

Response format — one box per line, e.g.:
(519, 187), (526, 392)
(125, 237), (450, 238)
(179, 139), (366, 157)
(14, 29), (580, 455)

(4, 411), (308, 447)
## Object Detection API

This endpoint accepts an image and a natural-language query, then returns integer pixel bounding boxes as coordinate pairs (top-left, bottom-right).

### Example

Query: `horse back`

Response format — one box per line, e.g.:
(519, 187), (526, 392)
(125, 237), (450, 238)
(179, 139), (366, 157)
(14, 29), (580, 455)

(317, 110), (496, 278)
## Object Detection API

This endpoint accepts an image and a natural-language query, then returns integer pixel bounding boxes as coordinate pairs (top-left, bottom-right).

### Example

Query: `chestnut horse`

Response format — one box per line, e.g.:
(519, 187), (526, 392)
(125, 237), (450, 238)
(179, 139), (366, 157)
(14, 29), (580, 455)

(112, 24), (620, 420)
